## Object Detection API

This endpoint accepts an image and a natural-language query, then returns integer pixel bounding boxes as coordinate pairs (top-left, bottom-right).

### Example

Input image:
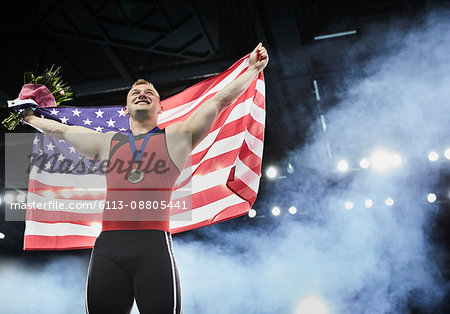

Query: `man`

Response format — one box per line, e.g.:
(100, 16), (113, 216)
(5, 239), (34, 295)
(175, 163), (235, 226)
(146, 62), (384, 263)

(23, 43), (268, 314)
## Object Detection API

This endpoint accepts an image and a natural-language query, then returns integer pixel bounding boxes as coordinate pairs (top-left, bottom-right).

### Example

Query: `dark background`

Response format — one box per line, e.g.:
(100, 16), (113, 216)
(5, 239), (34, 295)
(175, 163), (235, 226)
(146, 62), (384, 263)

(0, 0), (449, 312)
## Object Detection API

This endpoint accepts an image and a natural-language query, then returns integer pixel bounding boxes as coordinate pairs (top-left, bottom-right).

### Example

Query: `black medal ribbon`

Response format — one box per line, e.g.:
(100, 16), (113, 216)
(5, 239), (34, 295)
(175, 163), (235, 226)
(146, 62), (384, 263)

(127, 126), (160, 184)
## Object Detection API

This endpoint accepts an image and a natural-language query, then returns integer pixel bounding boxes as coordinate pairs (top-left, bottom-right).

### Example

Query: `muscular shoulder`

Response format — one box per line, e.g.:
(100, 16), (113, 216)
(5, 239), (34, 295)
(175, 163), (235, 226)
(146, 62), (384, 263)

(165, 122), (186, 134)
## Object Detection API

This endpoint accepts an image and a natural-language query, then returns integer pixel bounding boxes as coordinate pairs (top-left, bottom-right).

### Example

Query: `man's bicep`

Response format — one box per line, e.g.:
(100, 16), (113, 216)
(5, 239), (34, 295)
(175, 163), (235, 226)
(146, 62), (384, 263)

(63, 126), (113, 160)
(183, 98), (220, 147)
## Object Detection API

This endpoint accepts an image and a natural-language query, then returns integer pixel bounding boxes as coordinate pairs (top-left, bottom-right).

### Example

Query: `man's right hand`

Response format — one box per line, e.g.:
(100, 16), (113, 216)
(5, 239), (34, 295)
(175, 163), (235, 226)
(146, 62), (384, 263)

(23, 107), (35, 123)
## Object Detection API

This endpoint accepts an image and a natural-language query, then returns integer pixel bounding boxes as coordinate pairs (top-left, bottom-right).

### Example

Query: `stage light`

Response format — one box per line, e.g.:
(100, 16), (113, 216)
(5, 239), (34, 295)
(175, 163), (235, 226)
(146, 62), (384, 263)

(345, 201), (354, 210)
(428, 151), (439, 162)
(391, 154), (402, 166)
(337, 160), (349, 172)
(248, 209), (257, 218)
(4, 193), (15, 203)
(427, 193), (437, 203)
(371, 150), (402, 170)
(266, 166), (278, 179)
(359, 158), (370, 169)
(444, 148), (450, 160)
(287, 163), (294, 174)
(296, 294), (329, 314)
(364, 199), (373, 208)
(288, 206), (297, 214)
(0, 232), (5, 240)
(16, 193), (26, 203)
(385, 198), (394, 206)
(272, 206), (281, 216)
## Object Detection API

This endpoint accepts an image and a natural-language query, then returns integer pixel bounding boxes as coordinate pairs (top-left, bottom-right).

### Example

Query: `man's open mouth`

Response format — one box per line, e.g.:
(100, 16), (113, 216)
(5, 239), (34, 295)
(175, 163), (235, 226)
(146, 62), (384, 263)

(135, 100), (150, 105)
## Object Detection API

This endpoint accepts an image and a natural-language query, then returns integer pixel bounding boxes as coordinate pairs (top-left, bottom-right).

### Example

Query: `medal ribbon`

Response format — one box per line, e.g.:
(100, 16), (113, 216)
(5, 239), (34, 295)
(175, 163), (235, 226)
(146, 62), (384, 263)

(128, 126), (160, 166)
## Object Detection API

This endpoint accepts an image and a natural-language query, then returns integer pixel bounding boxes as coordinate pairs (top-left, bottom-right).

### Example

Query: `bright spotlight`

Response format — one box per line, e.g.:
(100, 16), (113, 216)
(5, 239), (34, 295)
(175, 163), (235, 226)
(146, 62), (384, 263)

(385, 198), (394, 206)
(288, 206), (297, 214)
(266, 166), (278, 179)
(0, 232), (5, 240)
(364, 199), (373, 208)
(296, 294), (329, 314)
(428, 151), (439, 162)
(391, 154), (402, 166)
(427, 193), (437, 203)
(359, 158), (370, 169)
(371, 151), (391, 170)
(248, 209), (257, 218)
(444, 148), (450, 160)
(345, 201), (354, 210)
(371, 150), (401, 171)
(287, 163), (294, 174)
(337, 160), (349, 172)
(272, 206), (281, 216)
(4, 193), (15, 203)
(16, 193), (26, 203)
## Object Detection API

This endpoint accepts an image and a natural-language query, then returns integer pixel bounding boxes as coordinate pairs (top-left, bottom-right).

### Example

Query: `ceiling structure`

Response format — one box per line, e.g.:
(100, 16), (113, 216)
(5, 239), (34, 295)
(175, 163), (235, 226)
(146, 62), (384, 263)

(2, 0), (444, 157)
(1, 0), (449, 251)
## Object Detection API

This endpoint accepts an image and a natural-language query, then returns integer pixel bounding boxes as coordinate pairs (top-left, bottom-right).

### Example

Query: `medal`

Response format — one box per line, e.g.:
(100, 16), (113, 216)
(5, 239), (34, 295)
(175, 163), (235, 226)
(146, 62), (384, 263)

(127, 126), (159, 184)
(127, 168), (144, 184)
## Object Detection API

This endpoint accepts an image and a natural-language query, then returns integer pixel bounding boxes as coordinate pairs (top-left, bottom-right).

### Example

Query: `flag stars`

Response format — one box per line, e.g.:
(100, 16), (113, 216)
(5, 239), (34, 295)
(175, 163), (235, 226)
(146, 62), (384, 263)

(60, 116), (69, 124)
(33, 137), (40, 145)
(46, 142), (55, 151)
(106, 118), (116, 127)
(94, 126), (104, 132)
(83, 118), (93, 125)
(68, 146), (77, 154)
(117, 108), (126, 117)
(72, 108), (81, 117)
(45, 161), (52, 170)
(119, 127), (128, 132)
(95, 109), (104, 118)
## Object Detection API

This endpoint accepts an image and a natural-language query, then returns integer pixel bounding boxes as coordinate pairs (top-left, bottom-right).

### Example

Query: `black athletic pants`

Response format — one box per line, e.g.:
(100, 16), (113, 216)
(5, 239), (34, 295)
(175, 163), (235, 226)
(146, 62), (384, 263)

(86, 230), (182, 314)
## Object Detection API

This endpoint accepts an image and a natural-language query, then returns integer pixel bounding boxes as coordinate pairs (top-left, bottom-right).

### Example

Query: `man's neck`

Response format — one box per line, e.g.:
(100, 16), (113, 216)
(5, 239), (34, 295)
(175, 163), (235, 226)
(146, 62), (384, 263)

(129, 118), (158, 135)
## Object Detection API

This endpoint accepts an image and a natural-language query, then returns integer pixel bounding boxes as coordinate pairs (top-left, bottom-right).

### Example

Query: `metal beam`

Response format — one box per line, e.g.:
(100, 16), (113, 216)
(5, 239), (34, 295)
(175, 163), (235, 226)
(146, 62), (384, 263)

(101, 44), (135, 85)
(71, 57), (236, 98)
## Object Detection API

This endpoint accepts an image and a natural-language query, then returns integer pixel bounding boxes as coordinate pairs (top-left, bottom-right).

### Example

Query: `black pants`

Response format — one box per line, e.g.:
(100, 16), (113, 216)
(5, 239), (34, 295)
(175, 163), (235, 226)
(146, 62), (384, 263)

(86, 230), (182, 314)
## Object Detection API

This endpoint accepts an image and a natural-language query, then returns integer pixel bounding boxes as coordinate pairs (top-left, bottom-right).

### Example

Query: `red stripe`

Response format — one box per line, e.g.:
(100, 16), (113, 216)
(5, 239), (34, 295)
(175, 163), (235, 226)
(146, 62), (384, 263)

(23, 235), (97, 250)
(227, 172), (258, 205)
(25, 208), (103, 223)
(160, 55), (249, 112)
(28, 179), (105, 200)
(170, 201), (249, 234)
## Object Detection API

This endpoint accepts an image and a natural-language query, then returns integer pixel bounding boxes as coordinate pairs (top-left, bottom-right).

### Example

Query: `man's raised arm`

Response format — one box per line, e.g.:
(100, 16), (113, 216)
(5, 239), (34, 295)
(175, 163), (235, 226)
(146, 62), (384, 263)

(167, 43), (269, 149)
(23, 109), (113, 160)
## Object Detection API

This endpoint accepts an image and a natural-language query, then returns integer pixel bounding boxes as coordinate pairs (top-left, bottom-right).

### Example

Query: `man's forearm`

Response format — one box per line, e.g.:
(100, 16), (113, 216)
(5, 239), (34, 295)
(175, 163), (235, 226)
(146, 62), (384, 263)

(214, 65), (260, 110)
(24, 115), (68, 139)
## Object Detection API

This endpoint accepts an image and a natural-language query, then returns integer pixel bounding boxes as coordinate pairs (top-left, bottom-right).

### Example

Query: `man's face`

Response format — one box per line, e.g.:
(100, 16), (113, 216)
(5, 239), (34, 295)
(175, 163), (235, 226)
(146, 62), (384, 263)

(125, 84), (162, 120)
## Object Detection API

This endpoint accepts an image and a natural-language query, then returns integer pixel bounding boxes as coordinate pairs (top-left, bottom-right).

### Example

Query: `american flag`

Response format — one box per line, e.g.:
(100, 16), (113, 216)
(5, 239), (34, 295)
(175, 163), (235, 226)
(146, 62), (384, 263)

(23, 55), (265, 250)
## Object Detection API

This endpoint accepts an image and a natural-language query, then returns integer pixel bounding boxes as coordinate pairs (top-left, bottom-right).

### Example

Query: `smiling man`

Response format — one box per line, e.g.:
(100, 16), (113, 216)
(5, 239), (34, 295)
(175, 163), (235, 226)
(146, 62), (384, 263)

(23, 42), (269, 314)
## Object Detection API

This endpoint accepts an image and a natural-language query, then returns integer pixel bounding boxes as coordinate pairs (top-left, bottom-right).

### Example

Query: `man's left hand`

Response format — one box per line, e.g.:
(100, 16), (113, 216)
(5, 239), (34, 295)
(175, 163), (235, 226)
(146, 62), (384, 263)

(249, 42), (269, 72)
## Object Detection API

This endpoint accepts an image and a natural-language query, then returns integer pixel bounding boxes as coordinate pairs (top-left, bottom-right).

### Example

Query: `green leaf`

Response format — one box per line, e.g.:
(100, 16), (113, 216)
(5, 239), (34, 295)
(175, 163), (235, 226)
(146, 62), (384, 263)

(23, 72), (34, 84)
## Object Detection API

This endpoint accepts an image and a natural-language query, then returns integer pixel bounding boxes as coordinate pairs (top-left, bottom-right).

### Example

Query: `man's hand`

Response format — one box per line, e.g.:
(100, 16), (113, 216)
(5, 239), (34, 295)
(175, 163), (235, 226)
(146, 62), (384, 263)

(249, 42), (269, 72)
(23, 107), (35, 124)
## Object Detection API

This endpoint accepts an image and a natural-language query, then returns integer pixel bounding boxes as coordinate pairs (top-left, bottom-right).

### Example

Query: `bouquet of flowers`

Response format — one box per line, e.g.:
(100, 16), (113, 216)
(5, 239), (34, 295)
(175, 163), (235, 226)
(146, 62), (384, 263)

(2, 65), (73, 130)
